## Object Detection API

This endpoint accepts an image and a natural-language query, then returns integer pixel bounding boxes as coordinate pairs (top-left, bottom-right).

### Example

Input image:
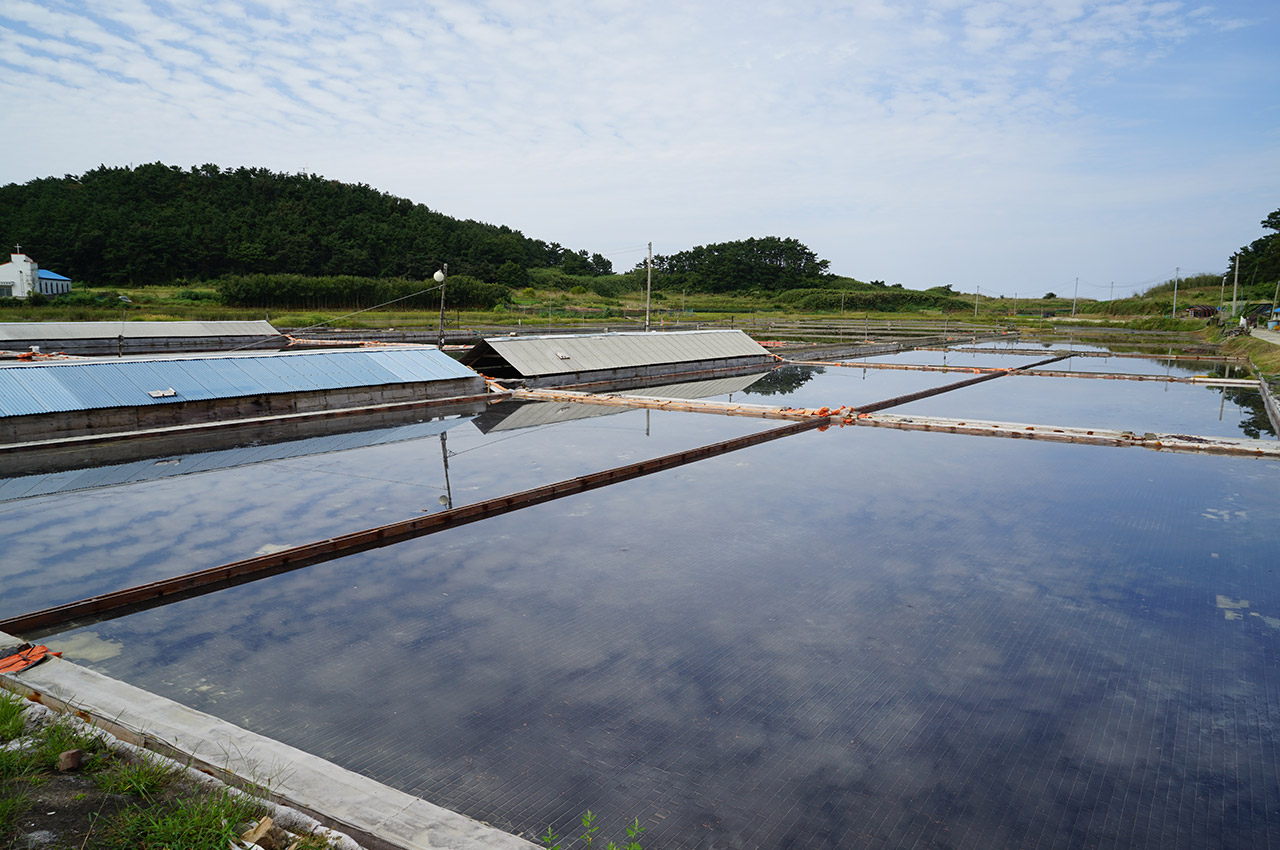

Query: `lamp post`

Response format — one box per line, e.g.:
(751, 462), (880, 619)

(645, 242), (652, 332)
(435, 265), (447, 348)
(118, 296), (132, 357)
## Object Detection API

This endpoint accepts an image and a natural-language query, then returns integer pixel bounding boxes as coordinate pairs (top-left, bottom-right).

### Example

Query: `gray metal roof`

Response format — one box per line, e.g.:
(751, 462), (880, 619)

(462, 330), (769, 377)
(0, 415), (472, 502)
(0, 321), (278, 341)
(0, 347), (478, 418)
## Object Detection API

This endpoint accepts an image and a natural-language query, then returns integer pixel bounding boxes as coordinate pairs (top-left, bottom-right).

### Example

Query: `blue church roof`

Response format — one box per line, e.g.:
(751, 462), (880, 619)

(36, 270), (71, 281)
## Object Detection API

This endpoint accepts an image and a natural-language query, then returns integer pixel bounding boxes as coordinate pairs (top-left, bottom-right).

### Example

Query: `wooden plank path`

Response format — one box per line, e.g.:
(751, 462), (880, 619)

(512, 373), (1277, 459)
(848, 412), (1280, 458)
(507, 387), (826, 420)
(913, 345), (1247, 363)
(787, 359), (1259, 386)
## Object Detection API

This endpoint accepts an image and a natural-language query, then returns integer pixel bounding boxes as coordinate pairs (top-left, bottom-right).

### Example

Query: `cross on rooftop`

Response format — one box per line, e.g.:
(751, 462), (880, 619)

(13, 244), (20, 254)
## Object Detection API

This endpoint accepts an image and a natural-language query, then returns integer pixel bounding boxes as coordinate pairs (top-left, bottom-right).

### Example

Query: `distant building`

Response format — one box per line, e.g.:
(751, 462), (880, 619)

(0, 248), (73, 298)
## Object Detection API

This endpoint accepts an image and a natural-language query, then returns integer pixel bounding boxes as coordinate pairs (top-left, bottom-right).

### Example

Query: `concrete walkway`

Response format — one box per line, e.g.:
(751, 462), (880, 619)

(1, 630), (536, 850)
(1251, 326), (1280, 346)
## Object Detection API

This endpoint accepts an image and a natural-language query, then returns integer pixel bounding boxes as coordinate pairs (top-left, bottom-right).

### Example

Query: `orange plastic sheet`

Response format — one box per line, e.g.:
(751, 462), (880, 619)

(0, 644), (61, 675)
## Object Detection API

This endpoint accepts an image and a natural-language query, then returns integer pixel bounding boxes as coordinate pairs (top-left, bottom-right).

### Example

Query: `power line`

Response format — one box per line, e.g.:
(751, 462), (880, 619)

(225, 280), (447, 352)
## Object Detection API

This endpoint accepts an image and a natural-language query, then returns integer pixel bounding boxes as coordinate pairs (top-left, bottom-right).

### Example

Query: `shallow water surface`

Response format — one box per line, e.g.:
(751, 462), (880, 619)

(5, 341), (1279, 850)
(894, 371), (1270, 437)
(46, 425), (1280, 850)
(0, 404), (776, 614)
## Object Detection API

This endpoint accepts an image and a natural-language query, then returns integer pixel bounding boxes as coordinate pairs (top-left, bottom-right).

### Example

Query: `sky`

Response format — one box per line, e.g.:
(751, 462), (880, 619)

(1, 1), (1277, 298)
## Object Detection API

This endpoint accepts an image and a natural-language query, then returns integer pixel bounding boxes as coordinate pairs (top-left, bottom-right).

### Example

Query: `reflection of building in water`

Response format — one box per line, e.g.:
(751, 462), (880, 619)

(473, 371), (773, 433)
(0, 413), (477, 503)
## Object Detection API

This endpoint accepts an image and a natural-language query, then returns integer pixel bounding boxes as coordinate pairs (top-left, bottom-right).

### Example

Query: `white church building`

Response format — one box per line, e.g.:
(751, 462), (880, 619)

(0, 248), (73, 298)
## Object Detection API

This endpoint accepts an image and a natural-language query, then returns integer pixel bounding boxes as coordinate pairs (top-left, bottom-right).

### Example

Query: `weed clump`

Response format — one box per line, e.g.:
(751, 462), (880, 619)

(541, 809), (645, 850)
(0, 689), (340, 849)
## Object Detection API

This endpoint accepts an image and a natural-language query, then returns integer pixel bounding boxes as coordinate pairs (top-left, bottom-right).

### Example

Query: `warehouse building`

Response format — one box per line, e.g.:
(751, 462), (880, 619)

(0, 321), (285, 356)
(460, 329), (774, 388)
(0, 346), (485, 444)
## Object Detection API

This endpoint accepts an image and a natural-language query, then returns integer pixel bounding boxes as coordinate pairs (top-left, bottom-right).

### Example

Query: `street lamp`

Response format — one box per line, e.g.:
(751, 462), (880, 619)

(118, 296), (133, 357)
(435, 266), (447, 348)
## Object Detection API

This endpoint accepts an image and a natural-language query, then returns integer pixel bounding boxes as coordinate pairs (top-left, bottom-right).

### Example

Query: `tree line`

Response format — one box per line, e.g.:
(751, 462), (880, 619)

(0, 163), (612, 286)
(642, 237), (832, 293)
(0, 161), (982, 313)
(1231, 208), (1280, 297)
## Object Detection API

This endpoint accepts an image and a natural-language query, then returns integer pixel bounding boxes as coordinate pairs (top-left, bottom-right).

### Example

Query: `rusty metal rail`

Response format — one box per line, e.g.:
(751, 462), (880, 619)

(0, 417), (828, 639)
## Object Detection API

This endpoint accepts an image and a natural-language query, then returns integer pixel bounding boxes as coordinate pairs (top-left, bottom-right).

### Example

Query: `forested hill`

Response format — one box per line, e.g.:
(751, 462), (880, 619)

(0, 163), (612, 286)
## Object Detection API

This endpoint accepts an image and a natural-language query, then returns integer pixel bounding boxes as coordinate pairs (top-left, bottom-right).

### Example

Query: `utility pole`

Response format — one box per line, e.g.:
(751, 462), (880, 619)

(645, 242), (653, 332)
(1220, 274), (1227, 315)
(1071, 277), (1078, 317)
(1231, 254), (1240, 317)
(435, 264), (447, 348)
(1172, 267), (1179, 319)
(974, 285), (979, 319)
(1110, 281), (1114, 302)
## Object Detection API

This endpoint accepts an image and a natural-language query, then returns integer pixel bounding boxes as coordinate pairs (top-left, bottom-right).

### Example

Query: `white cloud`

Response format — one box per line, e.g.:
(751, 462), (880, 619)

(0, 0), (1276, 291)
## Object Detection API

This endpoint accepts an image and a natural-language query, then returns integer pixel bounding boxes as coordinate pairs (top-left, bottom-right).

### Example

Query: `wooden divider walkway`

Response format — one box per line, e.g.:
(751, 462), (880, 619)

(0, 417), (827, 639)
(851, 412), (1280, 458)
(914, 346), (1247, 363)
(506, 387), (821, 420)
(787, 359), (1258, 386)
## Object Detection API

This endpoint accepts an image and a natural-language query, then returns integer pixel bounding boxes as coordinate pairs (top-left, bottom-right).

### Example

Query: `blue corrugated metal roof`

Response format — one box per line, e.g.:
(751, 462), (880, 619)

(36, 270), (71, 281)
(0, 347), (479, 418)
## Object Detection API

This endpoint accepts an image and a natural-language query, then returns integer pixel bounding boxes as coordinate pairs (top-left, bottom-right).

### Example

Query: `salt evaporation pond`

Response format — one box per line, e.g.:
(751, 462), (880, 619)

(892, 372), (1269, 438)
(2, 348), (1278, 850)
(0, 405), (777, 615)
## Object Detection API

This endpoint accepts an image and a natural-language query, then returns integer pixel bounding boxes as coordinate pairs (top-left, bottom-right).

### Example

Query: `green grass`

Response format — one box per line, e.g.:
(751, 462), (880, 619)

(94, 750), (178, 797)
(0, 691), (24, 742)
(0, 792), (29, 837)
(29, 713), (107, 772)
(0, 692), (337, 849)
(10, 278), (1251, 336)
(0, 747), (36, 782)
(1222, 333), (1280, 375)
(94, 785), (260, 850)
